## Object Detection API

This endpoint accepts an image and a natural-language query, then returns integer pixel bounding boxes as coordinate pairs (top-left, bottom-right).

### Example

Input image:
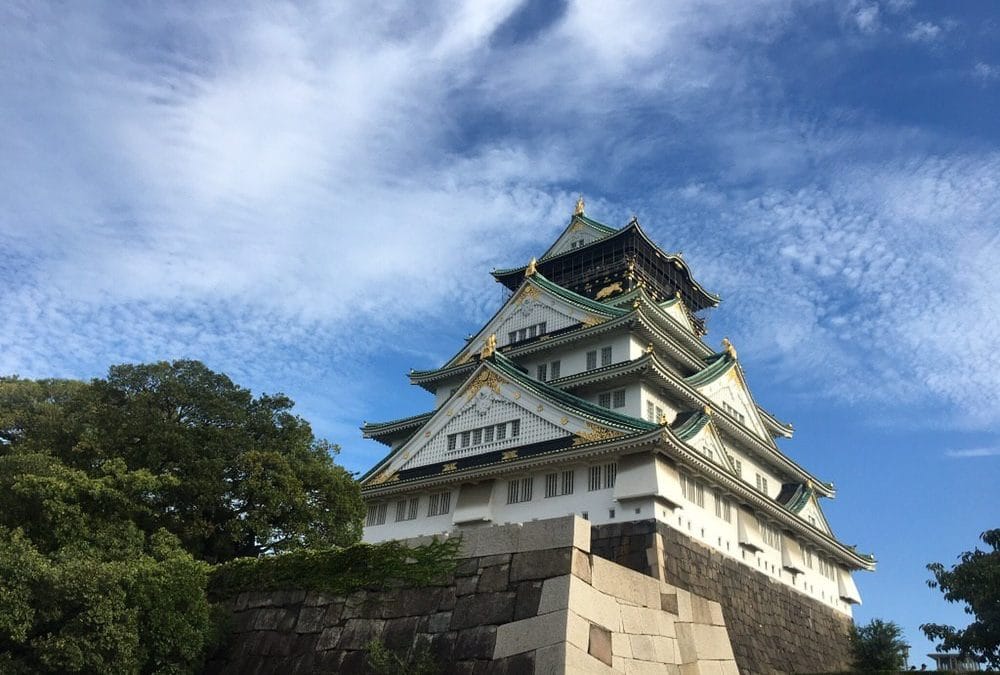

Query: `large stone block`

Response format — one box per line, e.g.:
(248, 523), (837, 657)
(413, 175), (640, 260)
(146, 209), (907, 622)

(510, 548), (574, 582)
(294, 606), (326, 634)
(383, 616), (421, 651)
(493, 609), (569, 658)
(588, 623), (613, 667)
(590, 556), (660, 608)
(477, 563), (510, 593)
(460, 516), (590, 558)
(513, 580), (544, 620)
(337, 618), (386, 650)
(450, 592), (515, 629)
(453, 625), (497, 660)
(565, 642), (616, 674)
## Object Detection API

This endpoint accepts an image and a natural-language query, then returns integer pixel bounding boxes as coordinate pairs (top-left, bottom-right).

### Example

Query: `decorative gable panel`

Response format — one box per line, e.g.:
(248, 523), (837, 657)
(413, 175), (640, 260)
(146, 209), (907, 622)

(698, 368), (772, 442)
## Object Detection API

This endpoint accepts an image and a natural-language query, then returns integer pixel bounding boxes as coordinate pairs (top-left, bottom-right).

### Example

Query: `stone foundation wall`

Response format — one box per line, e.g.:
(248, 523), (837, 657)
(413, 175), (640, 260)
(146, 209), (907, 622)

(590, 520), (854, 675)
(208, 516), (739, 674)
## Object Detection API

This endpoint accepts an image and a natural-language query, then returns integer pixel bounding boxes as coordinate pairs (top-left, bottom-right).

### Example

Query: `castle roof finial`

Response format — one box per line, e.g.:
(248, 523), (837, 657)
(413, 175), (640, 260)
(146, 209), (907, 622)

(480, 334), (497, 359)
(525, 257), (537, 277)
(574, 195), (585, 216)
(722, 337), (737, 360)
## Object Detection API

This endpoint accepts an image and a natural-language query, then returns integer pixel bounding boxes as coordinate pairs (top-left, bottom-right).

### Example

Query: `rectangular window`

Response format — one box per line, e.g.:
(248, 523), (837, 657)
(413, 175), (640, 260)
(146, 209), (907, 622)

(518, 328), (527, 341)
(728, 454), (742, 478)
(527, 325), (537, 339)
(604, 463), (617, 489)
(427, 493), (439, 516)
(537, 363), (548, 381)
(694, 481), (705, 507)
(714, 489), (723, 518)
(755, 473), (769, 495)
(601, 346), (613, 366)
(550, 360), (561, 379)
(507, 477), (532, 504)
(598, 392), (611, 408)
(510, 419), (520, 437)
(612, 389), (626, 408)
(407, 497), (419, 520)
(586, 350), (597, 370)
(447, 434), (457, 451)
(588, 465), (602, 491)
(538, 322), (547, 335)
(508, 331), (517, 344)
(439, 491), (451, 515)
(484, 426), (494, 443)
(496, 423), (507, 440)
(646, 401), (655, 422)
(461, 431), (471, 448)
(366, 503), (388, 526)
(561, 470), (574, 495)
(472, 428), (482, 445)
(804, 547), (814, 569)
(395, 499), (407, 522)
(545, 473), (558, 498)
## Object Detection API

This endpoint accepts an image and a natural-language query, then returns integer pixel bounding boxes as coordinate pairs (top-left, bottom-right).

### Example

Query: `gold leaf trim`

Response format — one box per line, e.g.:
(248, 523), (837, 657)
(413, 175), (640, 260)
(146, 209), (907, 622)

(465, 370), (506, 399)
(441, 462), (457, 473)
(501, 450), (518, 461)
(572, 422), (624, 446)
(515, 285), (541, 305)
(595, 282), (623, 300)
(370, 470), (399, 485)
(581, 314), (606, 327)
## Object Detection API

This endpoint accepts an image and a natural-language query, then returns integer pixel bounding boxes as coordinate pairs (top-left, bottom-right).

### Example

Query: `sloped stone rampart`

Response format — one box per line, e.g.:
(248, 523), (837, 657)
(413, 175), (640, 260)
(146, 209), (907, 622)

(207, 516), (740, 674)
(590, 520), (855, 674)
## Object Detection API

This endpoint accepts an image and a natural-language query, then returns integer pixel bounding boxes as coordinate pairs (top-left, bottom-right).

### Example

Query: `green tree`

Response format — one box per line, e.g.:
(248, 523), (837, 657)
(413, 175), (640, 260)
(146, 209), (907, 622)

(849, 618), (909, 671)
(0, 454), (211, 673)
(921, 529), (1000, 668)
(0, 360), (365, 562)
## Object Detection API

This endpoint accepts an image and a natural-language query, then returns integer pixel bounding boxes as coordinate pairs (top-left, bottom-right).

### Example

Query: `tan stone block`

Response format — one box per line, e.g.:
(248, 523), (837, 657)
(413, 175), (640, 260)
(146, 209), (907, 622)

(655, 610), (677, 638)
(566, 576), (622, 631)
(537, 574), (571, 614)
(674, 588), (693, 621)
(690, 624), (735, 661)
(612, 632), (633, 658)
(591, 557), (660, 608)
(573, 548), (592, 584)
(621, 605), (668, 636)
(652, 635), (679, 664)
(613, 655), (628, 673)
(690, 595), (712, 625)
(625, 659), (676, 675)
(707, 601), (725, 627)
(565, 642), (616, 674)
(458, 515), (590, 557)
(535, 642), (567, 674)
(720, 658), (740, 675)
(629, 634), (657, 661)
(566, 609), (591, 652)
(588, 623), (613, 667)
(492, 609), (569, 659)
(675, 623), (697, 664)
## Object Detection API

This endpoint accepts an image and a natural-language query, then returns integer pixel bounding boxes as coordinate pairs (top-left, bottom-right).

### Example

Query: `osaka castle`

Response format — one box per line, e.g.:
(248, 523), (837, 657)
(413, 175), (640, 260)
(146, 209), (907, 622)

(359, 198), (874, 614)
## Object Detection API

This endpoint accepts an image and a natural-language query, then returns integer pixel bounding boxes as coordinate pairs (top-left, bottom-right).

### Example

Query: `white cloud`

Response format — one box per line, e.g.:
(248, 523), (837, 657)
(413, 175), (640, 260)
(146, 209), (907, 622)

(973, 62), (1000, 84)
(946, 448), (1000, 459)
(906, 21), (942, 42)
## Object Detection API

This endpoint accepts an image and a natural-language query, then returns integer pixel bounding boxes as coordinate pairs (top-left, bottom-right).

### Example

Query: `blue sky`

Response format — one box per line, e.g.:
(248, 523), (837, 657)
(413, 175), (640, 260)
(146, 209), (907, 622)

(2, 0), (997, 665)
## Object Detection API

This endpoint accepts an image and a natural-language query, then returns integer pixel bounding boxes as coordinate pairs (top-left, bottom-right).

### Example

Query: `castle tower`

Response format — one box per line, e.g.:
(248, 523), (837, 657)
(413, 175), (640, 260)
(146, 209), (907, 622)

(358, 202), (874, 616)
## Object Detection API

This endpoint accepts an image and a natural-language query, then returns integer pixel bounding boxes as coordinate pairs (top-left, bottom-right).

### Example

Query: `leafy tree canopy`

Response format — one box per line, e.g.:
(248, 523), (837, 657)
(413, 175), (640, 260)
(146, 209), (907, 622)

(849, 618), (910, 671)
(921, 529), (1000, 668)
(0, 360), (365, 562)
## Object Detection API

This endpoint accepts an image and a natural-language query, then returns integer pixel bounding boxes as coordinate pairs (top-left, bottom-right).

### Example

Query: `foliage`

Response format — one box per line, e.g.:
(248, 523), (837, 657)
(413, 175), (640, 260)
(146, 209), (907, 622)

(0, 454), (212, 673)
(849, 618), (909, 672)
(0, 361), (365, 562)
(921, 529), (1000, 668)
(366, 638), (440, 675)
(208, 537), (461, 600)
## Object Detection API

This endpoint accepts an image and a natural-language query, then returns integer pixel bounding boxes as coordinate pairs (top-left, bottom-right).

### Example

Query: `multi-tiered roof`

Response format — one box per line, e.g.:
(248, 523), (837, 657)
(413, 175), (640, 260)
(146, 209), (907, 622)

(359, 200), (874, 582)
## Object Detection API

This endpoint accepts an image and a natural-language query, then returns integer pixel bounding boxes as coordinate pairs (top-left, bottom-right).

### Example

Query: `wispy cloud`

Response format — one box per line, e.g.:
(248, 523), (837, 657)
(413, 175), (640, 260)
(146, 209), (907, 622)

(945, 448), (1000, 459)
(973, 62), (1000, 84)
(906, 21), (942, 43)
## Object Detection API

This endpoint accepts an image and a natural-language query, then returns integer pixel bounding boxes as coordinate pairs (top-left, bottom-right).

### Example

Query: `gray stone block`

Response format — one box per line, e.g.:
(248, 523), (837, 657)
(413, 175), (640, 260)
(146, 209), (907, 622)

(337, 618), (386, 650)
(294, 606), (326, 634)
(510, 547), (574, 582)
(453, 625), (498, 660)
(450, 592), (516, 629)
(477, 564), (510, 592)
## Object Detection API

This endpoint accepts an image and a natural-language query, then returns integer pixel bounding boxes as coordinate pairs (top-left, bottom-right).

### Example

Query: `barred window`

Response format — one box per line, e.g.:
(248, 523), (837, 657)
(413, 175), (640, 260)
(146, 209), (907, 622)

(714, 490), (732, 523)
(545, 473), (559, 498)
(655, 406), (664, 423)
(395, 499), (407, 522)
(598, 392), (611, 408)
(407, 497), (419, 520)
(728, 454), (742, 478)
(588, 465), (602, 491)
(507, 477), (533, 504)
(366, 503), (388, 526)
(550, 360), (561, 379)
(604, 462), (617, 489)
(461, 431), (471, 448)
(511, 419), (520, 437)
(680, 472), (703, 506)
(447, 434), (457, 451)
(586, 350), (597, 370)
(472, 428), (482, 445)
(508, 331), (517, 344)
(646, 401), (655, 422)
(755, 473), (769, 495)
(561, 470), (574, 495)
(496, 423), (507, 440)
(758, 518), (780, 549)
(484, 426), (494, 443)
(537, 363), (547, 381)
(427, 492), (451, 517)
(601, 346), (612, 366)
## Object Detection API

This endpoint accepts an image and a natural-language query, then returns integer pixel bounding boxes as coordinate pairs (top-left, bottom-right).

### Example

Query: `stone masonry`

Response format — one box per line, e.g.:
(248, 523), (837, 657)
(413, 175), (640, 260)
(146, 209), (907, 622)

(590, 520), (855, 674)
(208, 516), (739, 674)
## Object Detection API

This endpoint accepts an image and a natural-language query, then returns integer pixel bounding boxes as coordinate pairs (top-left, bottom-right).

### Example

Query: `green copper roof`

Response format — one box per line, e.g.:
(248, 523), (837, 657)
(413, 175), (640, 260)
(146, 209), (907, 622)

(683, 352), (736, 387)
(574, 213), (618, 235)
(776, 483), (813, 513)
(672, 410), (711, 441)
(361, 411), (434, 436)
